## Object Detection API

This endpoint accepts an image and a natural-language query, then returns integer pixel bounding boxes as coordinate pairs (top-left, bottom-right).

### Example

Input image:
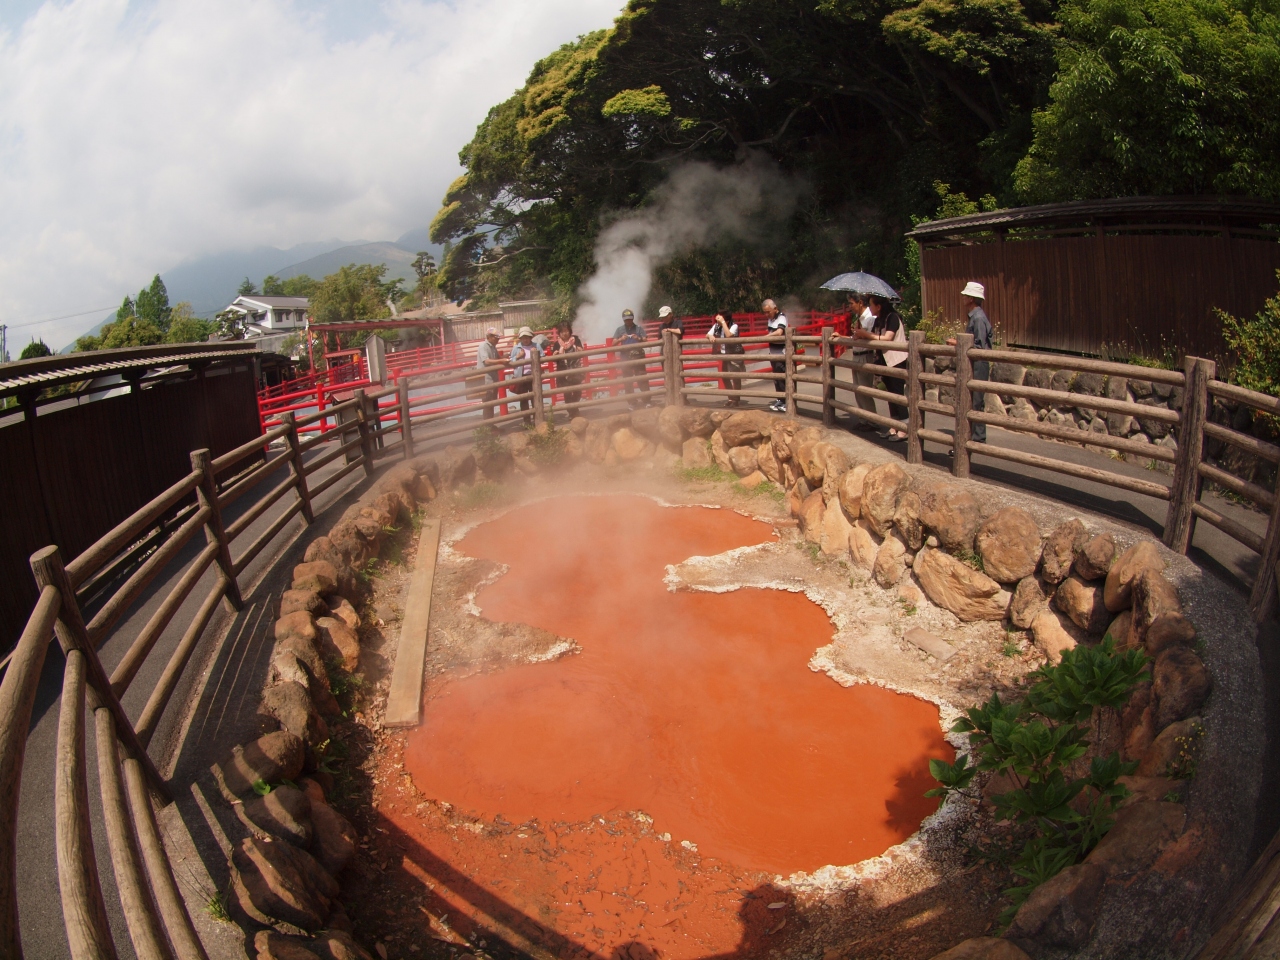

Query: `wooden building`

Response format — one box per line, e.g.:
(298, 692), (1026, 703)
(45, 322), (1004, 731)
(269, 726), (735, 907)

(906, 197), (1280, 359)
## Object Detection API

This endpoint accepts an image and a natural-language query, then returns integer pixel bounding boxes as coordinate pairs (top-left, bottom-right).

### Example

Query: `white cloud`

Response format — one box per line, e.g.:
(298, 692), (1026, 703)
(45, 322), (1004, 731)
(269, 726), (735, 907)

(0, 0), (622, 346)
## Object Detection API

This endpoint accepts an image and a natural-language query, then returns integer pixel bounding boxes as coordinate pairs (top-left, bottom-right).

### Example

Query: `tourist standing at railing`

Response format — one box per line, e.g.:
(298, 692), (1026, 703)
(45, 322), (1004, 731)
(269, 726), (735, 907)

(707, 310), (745, 406)
(508, 326), (537, 425)
(475, 327), (506, 420)
(763, 299), (788, 412)
(947, 281), (992, 444)
(550, 322), (586, 408)
(613, 308), (651, 408)
(846, 292), (879, 430)
(865, 294), (909, 441)
(656, 305), (684, 343)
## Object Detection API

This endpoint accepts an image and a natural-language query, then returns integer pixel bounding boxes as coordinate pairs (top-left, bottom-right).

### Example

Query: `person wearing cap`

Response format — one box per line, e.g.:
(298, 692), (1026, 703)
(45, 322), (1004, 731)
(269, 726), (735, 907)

(474, 327), (505, 420)
(508, 326), (538, 424)
(613, 308), (650, 406)
(846, 292), (878, 429)
(763, 299), (787, 412)
(656, 305), (684, 341)
(947, 281), (993, 444)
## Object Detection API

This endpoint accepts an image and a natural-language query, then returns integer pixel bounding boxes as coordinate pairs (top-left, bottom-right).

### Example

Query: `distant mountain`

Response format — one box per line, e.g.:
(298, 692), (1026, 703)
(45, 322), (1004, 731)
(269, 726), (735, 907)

(276, 241), (420, 287)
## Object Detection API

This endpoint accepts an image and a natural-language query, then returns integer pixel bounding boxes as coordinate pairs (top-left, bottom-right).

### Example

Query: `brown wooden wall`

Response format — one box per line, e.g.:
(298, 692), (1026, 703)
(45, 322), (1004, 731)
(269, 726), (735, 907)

(0, 364), (261, 654)
(920, 232), (1280, 357)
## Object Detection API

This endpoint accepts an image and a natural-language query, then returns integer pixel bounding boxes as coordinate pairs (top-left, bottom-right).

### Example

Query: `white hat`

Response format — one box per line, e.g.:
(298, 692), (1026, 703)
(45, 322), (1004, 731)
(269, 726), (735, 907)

(517, 325), (534, 338)
(485, 327), (499, 337)
(961, 281), (985, 300)
(658, 305), (673, 318)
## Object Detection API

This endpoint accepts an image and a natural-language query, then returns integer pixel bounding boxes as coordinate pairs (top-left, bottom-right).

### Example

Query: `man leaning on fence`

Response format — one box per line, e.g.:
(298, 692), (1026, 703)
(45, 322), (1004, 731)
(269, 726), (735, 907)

(475, 327), (505, 420)
(947, 281), (993, 444)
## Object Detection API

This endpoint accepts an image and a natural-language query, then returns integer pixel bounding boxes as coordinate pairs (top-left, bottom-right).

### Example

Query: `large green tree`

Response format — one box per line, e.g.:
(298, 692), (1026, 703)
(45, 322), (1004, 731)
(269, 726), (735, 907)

(309, 264), (398, 325)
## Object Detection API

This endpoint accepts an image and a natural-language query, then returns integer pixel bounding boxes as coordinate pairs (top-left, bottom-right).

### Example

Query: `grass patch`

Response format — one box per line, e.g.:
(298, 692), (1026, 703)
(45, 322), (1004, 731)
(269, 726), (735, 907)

(326, 658), (365, 715)
(205, 889), (232, 923)
(953, 547), (986, 573)
(1002, 640), (1020, 657)
(526, 424), (571, 468)
(677, 462), (736, 483)
(458, 480), (507, 510)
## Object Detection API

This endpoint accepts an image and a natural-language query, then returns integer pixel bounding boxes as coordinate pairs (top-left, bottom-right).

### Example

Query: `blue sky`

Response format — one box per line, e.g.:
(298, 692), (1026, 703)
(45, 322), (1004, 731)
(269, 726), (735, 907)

(0, 0), (623, 348)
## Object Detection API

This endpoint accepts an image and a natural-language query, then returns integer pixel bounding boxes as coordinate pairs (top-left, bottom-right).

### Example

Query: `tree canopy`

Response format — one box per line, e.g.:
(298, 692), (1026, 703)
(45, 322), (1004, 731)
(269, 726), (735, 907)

(432, 0), (1280, 318)
(19, 339), (52, 360)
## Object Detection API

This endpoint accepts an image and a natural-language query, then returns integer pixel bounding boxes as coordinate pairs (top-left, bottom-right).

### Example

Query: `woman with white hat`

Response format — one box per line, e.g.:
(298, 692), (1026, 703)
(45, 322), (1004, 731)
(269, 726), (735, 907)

(508, 326), (538, 425)
(947, 281), (993, 443)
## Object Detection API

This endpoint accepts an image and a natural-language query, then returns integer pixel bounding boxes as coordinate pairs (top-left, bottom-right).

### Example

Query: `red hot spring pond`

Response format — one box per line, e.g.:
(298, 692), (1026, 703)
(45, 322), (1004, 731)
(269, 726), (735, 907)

(398, 495), (952, 953)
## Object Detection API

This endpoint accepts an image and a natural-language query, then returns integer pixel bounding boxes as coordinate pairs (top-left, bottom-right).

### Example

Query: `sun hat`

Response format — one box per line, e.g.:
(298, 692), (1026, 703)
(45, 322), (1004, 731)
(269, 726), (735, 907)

(517, 325), (534, 338)
(961, 281), (985, 300)
(485, 327), (499, 337)
(658, 305), (673, 318)
(621, 308), (635, 320)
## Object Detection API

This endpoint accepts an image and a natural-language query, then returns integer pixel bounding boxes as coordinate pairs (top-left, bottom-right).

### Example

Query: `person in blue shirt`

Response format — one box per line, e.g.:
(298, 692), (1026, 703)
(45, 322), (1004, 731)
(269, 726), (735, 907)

(613, 308), (651, 407)
(947, 281), (993, 444)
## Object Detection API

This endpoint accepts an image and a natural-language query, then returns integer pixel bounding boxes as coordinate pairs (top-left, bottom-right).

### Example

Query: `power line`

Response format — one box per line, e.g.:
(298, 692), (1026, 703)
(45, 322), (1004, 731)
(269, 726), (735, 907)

(4, 306), (117, 330)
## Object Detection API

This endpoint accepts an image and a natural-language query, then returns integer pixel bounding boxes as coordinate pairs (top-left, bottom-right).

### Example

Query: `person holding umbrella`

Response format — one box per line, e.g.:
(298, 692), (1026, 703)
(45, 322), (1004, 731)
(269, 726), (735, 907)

(819, 272), (904, 434)
(864, 294), (909, 440)
(845, 291), (877, 429)
(946, 281), (992, 444)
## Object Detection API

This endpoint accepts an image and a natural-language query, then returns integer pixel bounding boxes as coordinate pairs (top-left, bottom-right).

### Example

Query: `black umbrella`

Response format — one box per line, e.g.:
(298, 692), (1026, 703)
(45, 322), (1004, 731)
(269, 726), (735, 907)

(819, 272), (900, 300)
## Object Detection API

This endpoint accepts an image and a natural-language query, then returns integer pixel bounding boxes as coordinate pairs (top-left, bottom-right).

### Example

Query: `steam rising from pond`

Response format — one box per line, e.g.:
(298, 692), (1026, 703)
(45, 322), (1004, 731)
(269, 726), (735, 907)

(573, 154), (803, 342)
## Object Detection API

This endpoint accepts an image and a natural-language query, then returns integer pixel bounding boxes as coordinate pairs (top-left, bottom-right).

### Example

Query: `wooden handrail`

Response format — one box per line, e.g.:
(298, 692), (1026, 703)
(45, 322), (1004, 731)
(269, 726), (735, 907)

(969, 348), (1187, 385)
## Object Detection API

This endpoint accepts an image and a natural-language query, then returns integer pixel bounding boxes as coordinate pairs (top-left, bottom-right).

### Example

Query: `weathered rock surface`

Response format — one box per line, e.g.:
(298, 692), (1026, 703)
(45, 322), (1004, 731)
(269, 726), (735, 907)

(1153, 646), (1211, 728)
(275, 612), (317, 644)
(239, 785), (313, 847)
(629, 407), (662, 444)
(975, 507), (1041, 583)
(757, 440), (783, 484)
(1006, 862), (1106, 950)
(912, 549), (1009, 621)
(1074, 533), (1116, 581)
(682, 437), (712, 470)
(1009, 576), (1049, 629)
(1105, 540), (1165, 612)
(292, 562), (338, 595)
(837, 464), (872, 523)
(1031, 609), (1077, 664)
(1130, 569), (1183, 647)
(280, 590), (328, 619)
(873, 536), (909, 588)
(849, 522), (879, 571)
(820, 448), (852, 503)
(917, 483), (981, 553)
(800, 491), (826, 544)
(727, 445), (759, 477)
(584, 421), (611, 463)
(271, 635), (339, 716)
(769, 419), (801, 462)
(719, 410), (773, 447)
(894, 491), (925, 551)
(315, 617), (360, 672)
(861, 463), (909, 538)
(1138, 717), (1203, 777)
(1145, 612), (1197, 655)
(310, 801), (358, 876)
(820, 500), (853, 556)
(1086, 799), (1186, 876)
(212, 732), (306, 802)
(678, 406), (715, 438)
(232, 836), (338, 931)
(1054, 574), (1109, 634)
(710, 430), (732, 472)
(328, 597), (359, 631)
(613, 427), (652, 462)
(261, 681), (328, 746)
(1039, 519), (1088, 584)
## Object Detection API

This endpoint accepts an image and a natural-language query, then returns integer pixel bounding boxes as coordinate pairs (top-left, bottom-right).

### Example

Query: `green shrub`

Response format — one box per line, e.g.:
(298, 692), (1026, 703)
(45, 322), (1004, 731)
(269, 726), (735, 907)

(927, 636), (1149, 925)
(526, 424), (570, 467)
(1220, 274), (1280, 433)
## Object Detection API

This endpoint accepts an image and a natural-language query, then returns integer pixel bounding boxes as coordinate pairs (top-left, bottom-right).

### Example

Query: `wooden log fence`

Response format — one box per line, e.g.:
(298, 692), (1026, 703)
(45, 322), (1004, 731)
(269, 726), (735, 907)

(5, 307), (1280, 956)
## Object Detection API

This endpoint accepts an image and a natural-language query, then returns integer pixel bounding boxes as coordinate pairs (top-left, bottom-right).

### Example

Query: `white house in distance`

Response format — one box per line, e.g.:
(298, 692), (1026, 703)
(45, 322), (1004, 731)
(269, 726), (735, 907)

(221, 295), (309, 355)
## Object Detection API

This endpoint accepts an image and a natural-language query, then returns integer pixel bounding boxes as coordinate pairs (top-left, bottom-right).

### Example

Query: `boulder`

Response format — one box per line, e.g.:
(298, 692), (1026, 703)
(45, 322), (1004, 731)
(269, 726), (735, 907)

(1009, 576), (1049, 630)
(318, 931), (375, 960)
(310, 801), (358, 876)
(678, 406), (715, 438)
(212, 732), (306, 802)
(272, 636), (339, 716)
(292, 562), (338, 596)
(629, 407), (663, 444)
(315, 617), (360, 672)
(929, 937), (1031, 960)
(1053, 574), (1109, 634)
(757, 440), (783, 484)
(613, 427), (653, 462)
(1031, 609), (1077, 664)
(849, 522), (879, 572)
(569, 416), (590, 436)
(786, 482), (806, 519)
(475, 444), (514, 480)
(719, 410), (773, 448)
(893, 491), (925, 551)
(1107, 609), (1135, 650)
(239, 785), (313, 847)
(328, 597), (359, 632)
(1006, 862), (1106, 950)
(1145, 612), (1197, 655)
(1040, 519), (1088, 584)
(975, 507), (1041, 583)
(1074, 533), (1116, 581)
(738, 469), (767, 490)
(1138, 717), (1204, 777)
(232, 836), (338, 931)
(912, 548), (1010, 621)
(1118, 775), (1185, 807)
(1086, 799), (1186, 876)
(1153, 646), (1211, 728)
(1105, 541), (1165, 612)
(991, 362), (1026, 387)
(710, 430), (733, 472)
(584, 421), (611, 463)
(280, 590), (328, 620)
(1008, 397), (1037, 421)
(819, 446), (852, 503)
(728, 445), (759, 477)
(252, 931), (326, 960)
(438, 446), (476, 488)
(769, 419), (802, 462)
(1130, 569), (1183, 647)
(1025, 368), (1054, 392)
(682, 437), (713, 470)
(261, 681), (328, 747)
(820, 500), (854, 557)
(800, 491), (826, 544)
(873, 536), (910, 588)
(275, 612), (317, 645)
(1122, 684), (1156, 761)
(795, 441), (825, 486)
(1072, 371), (1105, 396)
(837, 464), (872, 523)
(917, 483), (981, 553)
(860, 463), (910, 538)
(709, 410), (732, 428)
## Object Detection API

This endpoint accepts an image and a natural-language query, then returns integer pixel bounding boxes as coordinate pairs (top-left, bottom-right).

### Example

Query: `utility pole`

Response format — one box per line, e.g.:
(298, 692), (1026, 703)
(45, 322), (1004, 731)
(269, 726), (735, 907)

(1, 324), (7, 363)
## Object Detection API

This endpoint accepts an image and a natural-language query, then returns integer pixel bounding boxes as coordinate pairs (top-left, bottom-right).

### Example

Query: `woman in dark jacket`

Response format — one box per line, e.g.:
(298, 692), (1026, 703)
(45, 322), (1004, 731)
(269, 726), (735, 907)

(863, 295), (909, 440)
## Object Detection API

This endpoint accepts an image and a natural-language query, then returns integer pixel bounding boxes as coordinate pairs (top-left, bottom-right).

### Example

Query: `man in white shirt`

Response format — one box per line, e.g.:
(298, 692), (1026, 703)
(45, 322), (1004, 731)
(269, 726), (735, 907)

(763, 298), (787, 412)
(474, 327), (504, 420)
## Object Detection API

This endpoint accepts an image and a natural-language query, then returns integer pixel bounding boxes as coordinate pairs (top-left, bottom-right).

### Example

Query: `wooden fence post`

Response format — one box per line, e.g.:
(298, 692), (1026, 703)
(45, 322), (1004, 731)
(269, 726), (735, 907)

(1250, 474), (1280, 621)
(671, 332), (685, 407)
(190, 449), (244, 611)
(952, 333), (975, 479)
(662, 330), (678, 406)
(821, 327), (835, 428)
(531, 350), (545, 425)
(398, 377), (415, 460)
(353, 389), (375, 477)
(280, 413), (314, 526)
(1164, 357), (1213, 554)
(784, 325), (797, 417)
(906, 330), (924, 465)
